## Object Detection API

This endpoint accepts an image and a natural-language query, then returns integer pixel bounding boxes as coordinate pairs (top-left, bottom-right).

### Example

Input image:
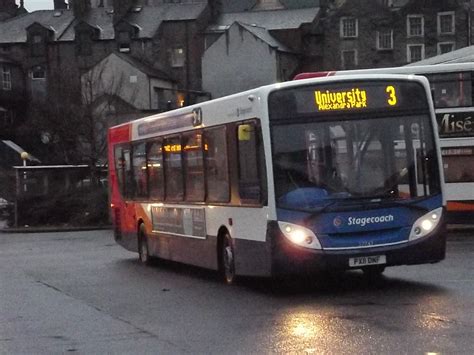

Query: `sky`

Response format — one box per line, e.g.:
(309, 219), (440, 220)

(17, 0), (55, 12)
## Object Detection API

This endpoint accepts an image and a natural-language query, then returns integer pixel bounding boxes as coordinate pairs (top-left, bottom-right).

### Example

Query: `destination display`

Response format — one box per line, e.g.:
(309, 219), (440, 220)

(269, 80), (428, 119)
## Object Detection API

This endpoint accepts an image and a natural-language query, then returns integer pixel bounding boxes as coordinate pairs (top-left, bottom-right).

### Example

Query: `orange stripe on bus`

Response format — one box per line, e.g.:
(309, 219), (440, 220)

(447, 201), (474, 211)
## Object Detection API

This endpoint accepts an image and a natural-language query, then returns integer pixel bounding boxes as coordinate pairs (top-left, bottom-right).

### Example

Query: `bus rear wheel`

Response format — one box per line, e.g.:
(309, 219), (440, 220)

(220, 233), (236, 284)
(138, 225), (151, 266)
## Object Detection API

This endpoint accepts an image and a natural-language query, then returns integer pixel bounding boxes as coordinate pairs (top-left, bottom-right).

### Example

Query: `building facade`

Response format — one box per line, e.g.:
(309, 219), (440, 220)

(321, 0), (471, 70)
(1, 0), (474, 163)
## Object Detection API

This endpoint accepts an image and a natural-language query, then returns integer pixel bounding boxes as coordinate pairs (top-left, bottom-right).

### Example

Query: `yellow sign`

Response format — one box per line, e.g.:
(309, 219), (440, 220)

(314, 88), (368, 111)
(386, 85), (397, 106)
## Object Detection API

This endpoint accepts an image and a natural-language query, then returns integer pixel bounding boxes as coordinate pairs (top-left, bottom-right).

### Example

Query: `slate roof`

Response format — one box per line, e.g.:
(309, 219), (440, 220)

(408, 46), (474, 65)
(220, 0), (256, 12)
(0, 10), (75, 43)
(210, 7), (320, 32)
(219, 0), (319, 12)
(238, 22), (294, 53)
(114, 52), (174, 81)
(125, 3), (207, 39)
(281, 0), (319, 9)
(0, 4), (207, 44)
(59, 8), (115, 41)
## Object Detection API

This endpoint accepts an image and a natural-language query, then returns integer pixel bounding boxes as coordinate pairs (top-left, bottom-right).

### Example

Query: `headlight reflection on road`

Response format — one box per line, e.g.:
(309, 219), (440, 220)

(274, 311), (328, 352)
(291, 317), (318, 338)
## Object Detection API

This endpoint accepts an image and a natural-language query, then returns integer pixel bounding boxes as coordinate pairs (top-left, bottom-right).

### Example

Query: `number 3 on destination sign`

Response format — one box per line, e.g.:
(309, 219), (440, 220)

(386, 85), (397, 106)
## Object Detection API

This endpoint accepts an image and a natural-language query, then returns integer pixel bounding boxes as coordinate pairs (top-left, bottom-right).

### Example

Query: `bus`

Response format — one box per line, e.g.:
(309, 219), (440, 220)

(295, 63), (474, 223)
(108, 74), (446, 283)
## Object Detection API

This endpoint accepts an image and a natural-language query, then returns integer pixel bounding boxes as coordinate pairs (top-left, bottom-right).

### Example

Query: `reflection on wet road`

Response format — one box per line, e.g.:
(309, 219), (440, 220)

(0, 230), (473, 353)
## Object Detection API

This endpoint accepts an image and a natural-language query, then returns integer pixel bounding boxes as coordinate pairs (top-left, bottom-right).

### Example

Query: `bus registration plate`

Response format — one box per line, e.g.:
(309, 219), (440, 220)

(349, 255), (386, 267)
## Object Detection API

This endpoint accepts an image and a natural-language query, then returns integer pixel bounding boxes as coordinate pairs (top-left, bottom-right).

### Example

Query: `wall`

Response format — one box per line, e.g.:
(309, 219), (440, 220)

(202, 24), (278, 98)
(322, 0), (470, 70)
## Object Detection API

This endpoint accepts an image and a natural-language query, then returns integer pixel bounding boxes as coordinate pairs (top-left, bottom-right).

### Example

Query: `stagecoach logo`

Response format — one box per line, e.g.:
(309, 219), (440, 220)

(333, 216), (343, 227)
(333, 214), (395, 228)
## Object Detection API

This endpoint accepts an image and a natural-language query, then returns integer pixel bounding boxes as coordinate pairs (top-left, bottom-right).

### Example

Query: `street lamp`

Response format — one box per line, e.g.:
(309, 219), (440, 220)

(20, 151), (29, 192)
(20, 151), (29, 167)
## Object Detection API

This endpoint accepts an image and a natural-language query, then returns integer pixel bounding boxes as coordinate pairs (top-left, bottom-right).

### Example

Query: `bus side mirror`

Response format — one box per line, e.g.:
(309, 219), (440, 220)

(238, 124), (253, 141)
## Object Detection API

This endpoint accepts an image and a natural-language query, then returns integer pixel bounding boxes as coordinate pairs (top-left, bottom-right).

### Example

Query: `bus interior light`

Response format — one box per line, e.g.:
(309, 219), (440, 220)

(409, 208), (443, 241)
(278, 222), (322, 250)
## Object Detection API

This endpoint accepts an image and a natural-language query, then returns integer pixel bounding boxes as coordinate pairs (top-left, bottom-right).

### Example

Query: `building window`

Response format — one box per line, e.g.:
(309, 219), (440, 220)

(377, 30), (393, 50)
(2, 66), (11, 90)
(340, 17), (358, 38)
(118, 31), (131, 53)
(438, 12), (455, 35)
(31, 66), (46, 80)
(407, 44), (424, 63)
(341, 50), (357, 69)
(31, 34), (46, 57)
(407, 15), (424, 37)
(171, 47), (185, 67)
(438, 42), (455, 55)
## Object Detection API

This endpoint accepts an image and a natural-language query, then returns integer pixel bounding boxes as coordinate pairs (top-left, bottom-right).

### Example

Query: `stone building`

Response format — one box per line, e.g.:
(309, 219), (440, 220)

(1, 0), (474, 162)
(0, 0), (26, 21)
(321, 0), (471, 70)
(0, 0), (210, 163)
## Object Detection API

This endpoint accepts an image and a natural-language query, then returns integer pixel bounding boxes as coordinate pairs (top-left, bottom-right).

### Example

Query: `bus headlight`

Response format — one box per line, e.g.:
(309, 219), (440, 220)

(278, 221), (322, 250)
(409, 207), (443, 241)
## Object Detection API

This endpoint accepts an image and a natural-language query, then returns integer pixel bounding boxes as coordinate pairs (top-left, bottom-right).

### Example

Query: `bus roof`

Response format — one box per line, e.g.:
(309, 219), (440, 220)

(293, 62), (474, 80)
(109, 73), (431, 141)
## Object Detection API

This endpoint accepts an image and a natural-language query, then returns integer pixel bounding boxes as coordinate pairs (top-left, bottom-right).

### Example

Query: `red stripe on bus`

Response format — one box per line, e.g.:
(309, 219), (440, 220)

(447, 201), (474, 211)
(293, 71), (336, 80)
(108, 124), (131, 144)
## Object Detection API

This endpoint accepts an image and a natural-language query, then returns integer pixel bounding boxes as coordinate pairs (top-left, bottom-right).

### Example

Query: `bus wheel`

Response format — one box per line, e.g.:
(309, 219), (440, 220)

(138, 225), (151, 265)
(220, 233), (236, 284)
(362, 266), (385, 280)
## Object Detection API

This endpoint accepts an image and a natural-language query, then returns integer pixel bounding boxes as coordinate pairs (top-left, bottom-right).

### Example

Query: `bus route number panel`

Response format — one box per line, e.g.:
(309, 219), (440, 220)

(269, 80), (429, 119)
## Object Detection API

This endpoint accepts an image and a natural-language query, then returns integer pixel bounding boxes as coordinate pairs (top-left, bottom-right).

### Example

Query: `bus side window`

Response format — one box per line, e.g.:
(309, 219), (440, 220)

(132, 142), (148, 199)
(164, 136), (184, 201)
(183, 131), (205, 202)
(147, 140), (165, 200)
(204, 126), (230, 202)
(114, 146), (125, 197)
(237, 121), (266, 204)
(119, 148), (133, 198)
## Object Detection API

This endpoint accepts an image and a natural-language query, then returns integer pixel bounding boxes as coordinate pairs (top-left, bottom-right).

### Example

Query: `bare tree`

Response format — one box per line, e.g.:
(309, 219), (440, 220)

(22, 59), (139, 186)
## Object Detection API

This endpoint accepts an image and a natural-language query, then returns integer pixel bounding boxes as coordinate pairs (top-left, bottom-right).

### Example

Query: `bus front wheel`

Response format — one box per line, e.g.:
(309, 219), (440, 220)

(220, 233), (236, 284)
(138, 224), (151, 266)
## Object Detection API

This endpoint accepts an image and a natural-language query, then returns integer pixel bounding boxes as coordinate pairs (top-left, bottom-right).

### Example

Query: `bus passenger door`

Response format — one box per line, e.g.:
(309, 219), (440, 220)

(113, 146), (137, 245)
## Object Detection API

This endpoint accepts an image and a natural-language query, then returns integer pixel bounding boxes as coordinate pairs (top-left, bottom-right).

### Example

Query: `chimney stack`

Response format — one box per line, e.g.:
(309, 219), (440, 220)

(54, 0), (68, 10)
(113, 0), (135, 23)
(70, 0), (91, 18)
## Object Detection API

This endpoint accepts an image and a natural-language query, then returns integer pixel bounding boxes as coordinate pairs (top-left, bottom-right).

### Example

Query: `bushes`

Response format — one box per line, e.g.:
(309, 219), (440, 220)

(16, 187), (109, 227)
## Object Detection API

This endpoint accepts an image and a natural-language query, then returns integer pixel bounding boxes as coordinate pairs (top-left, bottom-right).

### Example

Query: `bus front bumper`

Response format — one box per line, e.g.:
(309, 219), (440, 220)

(269, 221), (447, 277)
